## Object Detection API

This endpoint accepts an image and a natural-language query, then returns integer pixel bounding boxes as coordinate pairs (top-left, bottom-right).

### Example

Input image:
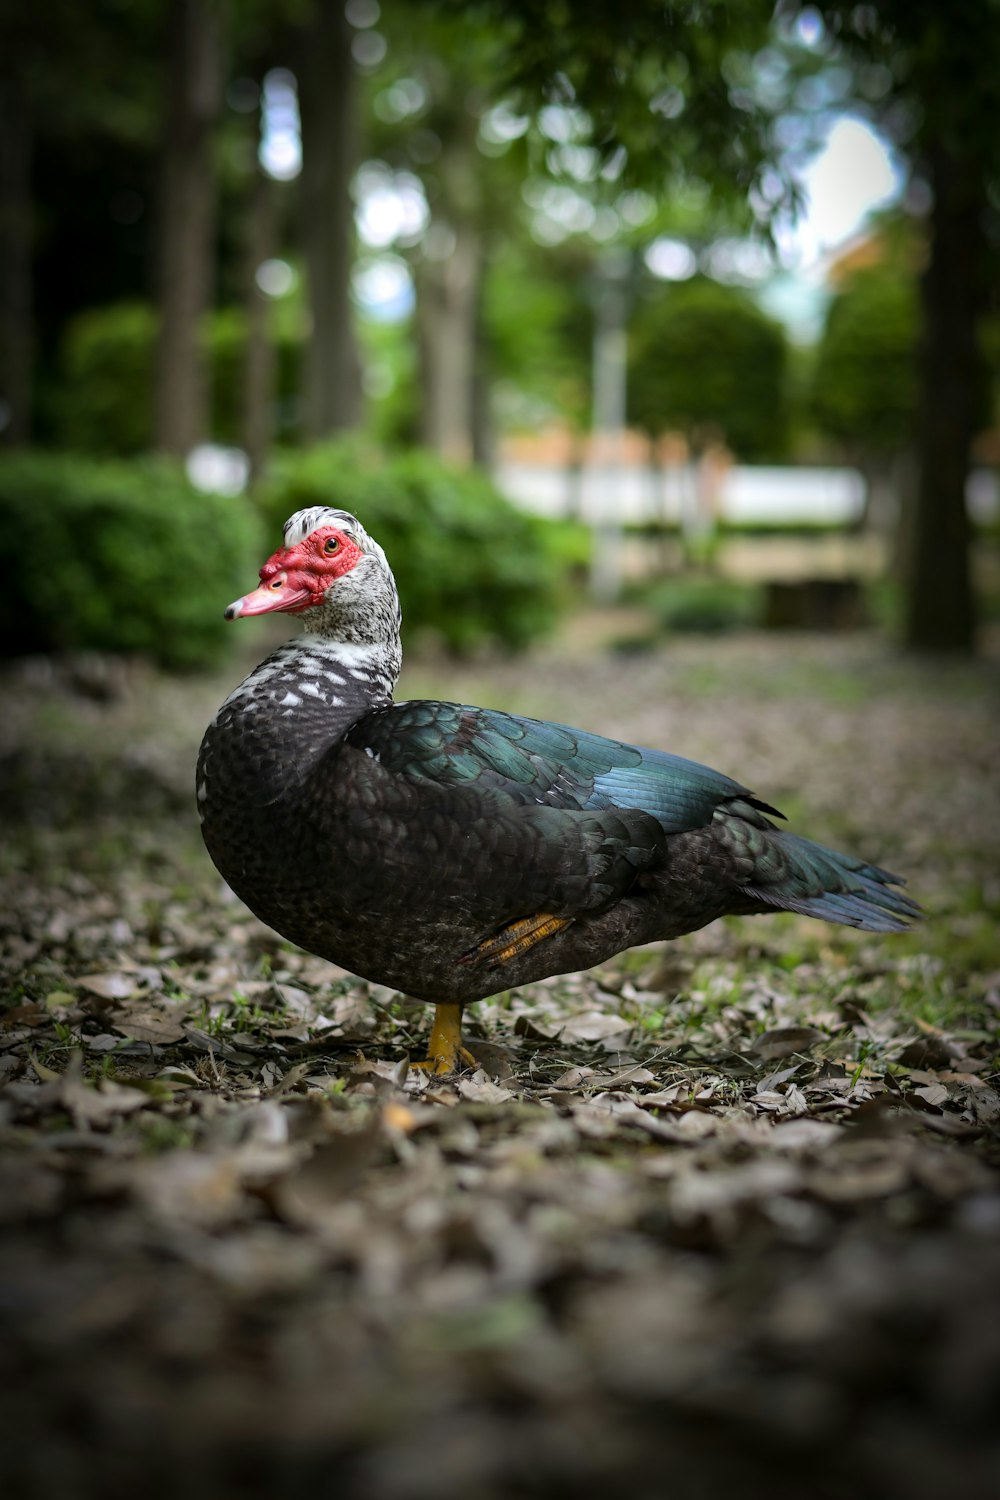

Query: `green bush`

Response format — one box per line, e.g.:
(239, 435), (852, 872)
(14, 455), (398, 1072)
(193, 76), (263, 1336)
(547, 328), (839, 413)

(641, 575), (763, 635)
(0, 451), (264, 669)
(628, 275), (790, 461)
(255, 440), (585, 652)
(811, 265), (918, 460)
(52, 302), (158, 455)
(50, 300), (303, 456)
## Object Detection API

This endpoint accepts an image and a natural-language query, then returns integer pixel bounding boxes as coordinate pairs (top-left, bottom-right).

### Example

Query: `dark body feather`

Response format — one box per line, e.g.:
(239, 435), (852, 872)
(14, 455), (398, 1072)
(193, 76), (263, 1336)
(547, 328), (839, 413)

(198, 634), (918, 1008)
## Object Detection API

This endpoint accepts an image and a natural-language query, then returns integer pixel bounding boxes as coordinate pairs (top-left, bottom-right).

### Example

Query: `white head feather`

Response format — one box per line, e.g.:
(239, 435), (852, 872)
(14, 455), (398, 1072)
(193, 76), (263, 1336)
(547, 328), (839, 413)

(282, 507), (390, 572)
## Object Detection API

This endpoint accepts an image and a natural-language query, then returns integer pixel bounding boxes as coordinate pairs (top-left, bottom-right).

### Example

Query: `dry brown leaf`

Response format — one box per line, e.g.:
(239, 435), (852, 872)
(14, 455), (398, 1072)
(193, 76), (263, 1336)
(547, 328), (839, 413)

(59, 1070), (150, 1128)
(557, 1012), (632, 1044)
(752, 1025), (824, 1060)
(132, 1151), (248, 1227)
(111, 1005), (187, 1045)
(456, 1074), (516, 1105)
(76, 972), (138, 1002)
(269, 1111), (384, 1226)
(0, 1003), (47, 1028)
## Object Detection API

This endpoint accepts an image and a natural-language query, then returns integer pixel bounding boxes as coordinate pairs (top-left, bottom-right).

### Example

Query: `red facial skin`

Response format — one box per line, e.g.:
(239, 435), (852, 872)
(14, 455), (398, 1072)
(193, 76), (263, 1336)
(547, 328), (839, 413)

(225, 526), (364, 619)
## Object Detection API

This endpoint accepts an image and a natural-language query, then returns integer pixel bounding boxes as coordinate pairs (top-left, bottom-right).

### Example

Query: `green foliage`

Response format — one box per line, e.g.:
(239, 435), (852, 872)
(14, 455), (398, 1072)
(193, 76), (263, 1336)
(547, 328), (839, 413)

(50, 300), (304, 456)
(639, 574), (764, 635)
(0, 451), (264, 669)
(357, 315), (421, 449)
(52, 302), (158, 456)
(483, 241), (594, 431)
(811, 263), (919, 458)
(627, 276), (790, 459)
(255, 440), (583, 652)
(208, 305), (304, 448)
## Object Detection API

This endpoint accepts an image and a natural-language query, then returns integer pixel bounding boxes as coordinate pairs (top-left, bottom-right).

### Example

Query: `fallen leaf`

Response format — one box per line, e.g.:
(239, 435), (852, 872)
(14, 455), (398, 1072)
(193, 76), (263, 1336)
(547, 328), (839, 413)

(0, 1003), (46, 1027)
(133, 1151), (247, 1227)
(111, 1006), (187, 1045)
(752, 1026), (824, 1060)
(269, 1112), (384, 1225)
(76, 972), (137, 1002)
(29, 1054), (64, 1083)
(912, 1082), (950, 1109)
(456, 1073), (516, 1105)
(59, 1071), (150, 1128)
(557, 1012), (633, 1044)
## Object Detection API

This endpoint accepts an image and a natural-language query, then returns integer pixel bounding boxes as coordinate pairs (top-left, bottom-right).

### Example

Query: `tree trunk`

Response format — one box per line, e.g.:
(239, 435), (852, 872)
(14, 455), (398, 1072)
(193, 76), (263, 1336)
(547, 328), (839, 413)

(242, 157), (278, 479)
(298, 0), (362, 441)
(0, 71), (32, 446)
(903, 143), (987, 652)
(588, 251), (629, 601)
(415, 226), (482, 466)
(153, 0), (222, 458)
(470, 244), (493, 468)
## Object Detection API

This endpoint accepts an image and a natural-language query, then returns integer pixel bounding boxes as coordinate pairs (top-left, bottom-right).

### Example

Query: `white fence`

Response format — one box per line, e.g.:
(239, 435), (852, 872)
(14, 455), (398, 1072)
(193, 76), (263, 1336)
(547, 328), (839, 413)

(493, 461), (1000, 527)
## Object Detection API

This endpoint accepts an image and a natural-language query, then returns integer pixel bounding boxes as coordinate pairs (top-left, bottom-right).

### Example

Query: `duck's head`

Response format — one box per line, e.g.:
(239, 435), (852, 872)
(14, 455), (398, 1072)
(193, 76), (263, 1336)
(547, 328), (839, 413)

(225, 508), (400, 643)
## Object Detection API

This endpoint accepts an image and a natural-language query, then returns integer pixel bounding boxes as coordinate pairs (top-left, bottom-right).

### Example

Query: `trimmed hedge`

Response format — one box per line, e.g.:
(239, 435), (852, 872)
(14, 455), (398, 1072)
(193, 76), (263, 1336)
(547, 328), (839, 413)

(0, 452), (264, 669)
(255, 441), (584, 653)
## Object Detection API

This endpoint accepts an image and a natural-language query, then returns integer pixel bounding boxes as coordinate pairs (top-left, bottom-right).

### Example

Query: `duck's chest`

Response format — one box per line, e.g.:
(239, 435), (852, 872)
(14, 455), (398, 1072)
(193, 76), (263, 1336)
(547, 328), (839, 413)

(196, 649), (383, 909)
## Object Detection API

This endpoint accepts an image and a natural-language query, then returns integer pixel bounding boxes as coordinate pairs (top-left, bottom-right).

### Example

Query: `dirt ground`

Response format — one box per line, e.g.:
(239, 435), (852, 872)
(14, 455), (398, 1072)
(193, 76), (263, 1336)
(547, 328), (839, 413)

(2, 619), (999, 1500)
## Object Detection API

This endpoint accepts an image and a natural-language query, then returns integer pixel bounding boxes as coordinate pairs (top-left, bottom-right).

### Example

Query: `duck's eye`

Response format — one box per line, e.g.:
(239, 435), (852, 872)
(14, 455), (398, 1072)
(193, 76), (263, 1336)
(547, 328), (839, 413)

(323, 536), (341, 554)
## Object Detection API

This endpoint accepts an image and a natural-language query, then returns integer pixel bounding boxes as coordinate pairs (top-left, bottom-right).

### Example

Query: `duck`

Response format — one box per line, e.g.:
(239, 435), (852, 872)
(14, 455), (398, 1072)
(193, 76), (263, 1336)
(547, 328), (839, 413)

(197, 506), (919, 1074)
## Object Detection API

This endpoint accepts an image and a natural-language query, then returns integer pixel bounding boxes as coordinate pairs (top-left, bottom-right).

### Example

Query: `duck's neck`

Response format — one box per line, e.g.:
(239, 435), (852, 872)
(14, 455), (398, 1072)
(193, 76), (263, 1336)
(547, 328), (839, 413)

(223, 631), (398, 734)
(201, 631), (400, 816)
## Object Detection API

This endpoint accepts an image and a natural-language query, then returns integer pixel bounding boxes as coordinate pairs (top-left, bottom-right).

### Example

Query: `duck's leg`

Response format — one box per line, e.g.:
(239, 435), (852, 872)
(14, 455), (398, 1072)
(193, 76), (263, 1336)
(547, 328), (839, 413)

(413, 914), (572, 1075)
(412, 1003), (477, 1076)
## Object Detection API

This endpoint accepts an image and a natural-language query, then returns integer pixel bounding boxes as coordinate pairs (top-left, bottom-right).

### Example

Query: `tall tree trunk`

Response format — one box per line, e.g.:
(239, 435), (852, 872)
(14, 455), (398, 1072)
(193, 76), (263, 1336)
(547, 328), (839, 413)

(0, 71), (32, 446)
(415, 225), (482, 466)
(470, 244), (492, 468)
(153, 0), (222, 457)
(588, 250), (629, 601)
(242, 154), (278, 479)
(298, 0), (362, 441)
(903, 143), (987, 652)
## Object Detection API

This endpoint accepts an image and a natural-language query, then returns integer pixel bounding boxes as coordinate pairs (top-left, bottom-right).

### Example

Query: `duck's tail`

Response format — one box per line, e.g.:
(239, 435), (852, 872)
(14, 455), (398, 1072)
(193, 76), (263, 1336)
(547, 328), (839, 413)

(740, 827), (921, 932)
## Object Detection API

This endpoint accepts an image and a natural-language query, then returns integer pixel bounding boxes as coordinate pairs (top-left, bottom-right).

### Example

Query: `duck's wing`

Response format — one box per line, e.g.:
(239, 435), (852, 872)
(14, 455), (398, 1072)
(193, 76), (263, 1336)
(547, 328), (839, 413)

(346, 699), (779, 831)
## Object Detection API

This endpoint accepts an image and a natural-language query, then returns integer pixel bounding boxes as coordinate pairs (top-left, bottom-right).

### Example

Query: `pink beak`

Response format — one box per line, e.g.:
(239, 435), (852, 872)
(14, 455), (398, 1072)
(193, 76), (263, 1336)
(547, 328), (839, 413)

(224, 574), (312, 619)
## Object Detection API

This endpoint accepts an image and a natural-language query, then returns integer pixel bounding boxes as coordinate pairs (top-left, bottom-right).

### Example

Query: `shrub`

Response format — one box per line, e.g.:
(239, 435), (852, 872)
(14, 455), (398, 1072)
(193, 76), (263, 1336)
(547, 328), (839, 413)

(811, 265), (918, 460)
(628, 275), (790, 461)
(255, 440), (583, 652)
(50, 300), (303, 456)
(51, 302), (157, 455)
(641, 575), (763, 635)
(0, 451), (264, 669)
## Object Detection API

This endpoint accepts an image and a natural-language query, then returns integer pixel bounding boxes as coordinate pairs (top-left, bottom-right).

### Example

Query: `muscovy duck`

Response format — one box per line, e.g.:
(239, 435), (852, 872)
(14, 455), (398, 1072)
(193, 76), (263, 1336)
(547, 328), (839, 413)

(197, 507), (919, 1074)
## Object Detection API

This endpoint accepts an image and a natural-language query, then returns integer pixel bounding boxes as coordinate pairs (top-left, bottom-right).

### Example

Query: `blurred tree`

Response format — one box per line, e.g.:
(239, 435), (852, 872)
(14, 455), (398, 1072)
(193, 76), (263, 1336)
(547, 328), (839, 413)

(463, 0), (999, 652)
(297, 0), (363, 439)
(0, 65), (30, 446)
(448, 0), (789, 209)
(628, 275), (789, 459)
(153, 0), (224, 455)
(220, 19), (300, 473)
(373, 0), (788, 467)
(367, 6), (528, 466)
(485, 237), (595, 436)
(0, 0), (161, 446)
(811, 251), (919, 535)
(409, 81), (485, 466)
(238, 93), (281, 476)
(787, 0), (1000, 651)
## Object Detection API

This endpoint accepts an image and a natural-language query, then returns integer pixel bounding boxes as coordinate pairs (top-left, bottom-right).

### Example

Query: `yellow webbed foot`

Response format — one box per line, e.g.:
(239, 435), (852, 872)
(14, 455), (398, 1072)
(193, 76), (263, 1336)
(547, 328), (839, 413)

(411, 1002), (476, 1076)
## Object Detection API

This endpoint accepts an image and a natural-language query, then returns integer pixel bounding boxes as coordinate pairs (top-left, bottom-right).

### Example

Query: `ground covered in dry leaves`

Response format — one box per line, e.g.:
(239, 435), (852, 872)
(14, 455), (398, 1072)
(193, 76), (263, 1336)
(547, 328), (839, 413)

(2, 622), (999, 1500)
